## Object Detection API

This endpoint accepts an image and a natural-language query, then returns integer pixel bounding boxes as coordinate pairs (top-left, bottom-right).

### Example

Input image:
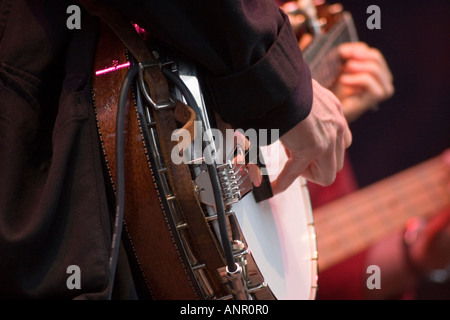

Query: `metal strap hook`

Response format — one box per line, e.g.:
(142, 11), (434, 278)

(138, 61), (176, 111)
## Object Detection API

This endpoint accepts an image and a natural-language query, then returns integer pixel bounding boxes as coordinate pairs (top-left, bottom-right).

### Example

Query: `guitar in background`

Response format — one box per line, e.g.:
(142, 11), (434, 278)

(282, 0), (394, 126)
(314, 151), (450, 272)
(280, 0), (358, 87)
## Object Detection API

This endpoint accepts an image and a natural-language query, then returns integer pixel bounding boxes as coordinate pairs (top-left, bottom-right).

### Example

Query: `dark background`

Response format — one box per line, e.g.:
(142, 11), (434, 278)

(333, 0), (449, 299)
(335, 0), (449, 187)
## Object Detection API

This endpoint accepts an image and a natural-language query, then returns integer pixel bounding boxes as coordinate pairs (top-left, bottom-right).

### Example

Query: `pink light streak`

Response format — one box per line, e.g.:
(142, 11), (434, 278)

(95, 61), (131, 76)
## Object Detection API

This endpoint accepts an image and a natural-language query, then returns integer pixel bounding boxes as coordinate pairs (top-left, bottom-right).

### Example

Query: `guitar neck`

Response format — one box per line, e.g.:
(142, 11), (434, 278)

(314, 154), (450, 271)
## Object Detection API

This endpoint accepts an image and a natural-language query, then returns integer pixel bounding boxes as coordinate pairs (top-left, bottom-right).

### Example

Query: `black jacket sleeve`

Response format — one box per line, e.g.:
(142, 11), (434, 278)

(107, 0), (312, 136)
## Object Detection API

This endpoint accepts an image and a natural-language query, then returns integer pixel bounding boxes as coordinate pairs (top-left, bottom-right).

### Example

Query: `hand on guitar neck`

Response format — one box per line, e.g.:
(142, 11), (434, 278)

(298, 37), (394, 123)
(280, 2), (394, 123)
(331, 42), (395, 123)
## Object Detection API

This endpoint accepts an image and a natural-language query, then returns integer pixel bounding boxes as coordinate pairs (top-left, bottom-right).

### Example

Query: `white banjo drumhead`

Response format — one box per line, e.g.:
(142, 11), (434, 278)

(232, 140), (318, 300)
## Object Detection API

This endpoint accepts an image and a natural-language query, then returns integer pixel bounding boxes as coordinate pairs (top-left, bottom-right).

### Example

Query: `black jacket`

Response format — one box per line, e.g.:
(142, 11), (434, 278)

(0, 0), (312, 299)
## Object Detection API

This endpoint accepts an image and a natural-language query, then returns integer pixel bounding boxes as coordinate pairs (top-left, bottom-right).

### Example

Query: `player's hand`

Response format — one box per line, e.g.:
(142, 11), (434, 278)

(332, 42), (394, 122)
(272, 79), (352, 194)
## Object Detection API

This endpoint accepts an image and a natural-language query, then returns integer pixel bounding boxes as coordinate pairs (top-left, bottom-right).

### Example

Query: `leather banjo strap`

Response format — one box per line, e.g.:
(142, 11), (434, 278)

(81, 0), (227, 298)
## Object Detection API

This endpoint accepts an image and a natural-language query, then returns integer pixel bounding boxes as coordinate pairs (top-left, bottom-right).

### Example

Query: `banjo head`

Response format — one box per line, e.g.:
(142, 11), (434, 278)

(232, 140), (318, 300)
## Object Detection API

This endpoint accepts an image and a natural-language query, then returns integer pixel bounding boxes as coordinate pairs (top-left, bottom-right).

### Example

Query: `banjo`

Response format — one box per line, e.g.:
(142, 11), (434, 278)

(88, 0), (355, 300)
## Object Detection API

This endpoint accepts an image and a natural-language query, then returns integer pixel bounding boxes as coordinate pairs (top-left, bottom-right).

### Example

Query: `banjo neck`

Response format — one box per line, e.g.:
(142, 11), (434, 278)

(314, 153), (450, 271)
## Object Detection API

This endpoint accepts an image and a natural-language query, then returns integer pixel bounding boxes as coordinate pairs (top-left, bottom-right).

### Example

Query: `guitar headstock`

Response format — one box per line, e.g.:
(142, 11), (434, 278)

(280, 0), (347, 44)
(280, 0), (358, 88)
